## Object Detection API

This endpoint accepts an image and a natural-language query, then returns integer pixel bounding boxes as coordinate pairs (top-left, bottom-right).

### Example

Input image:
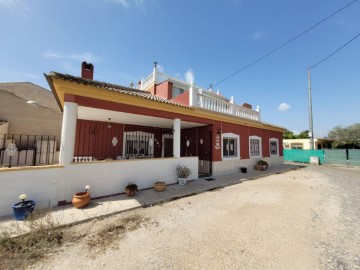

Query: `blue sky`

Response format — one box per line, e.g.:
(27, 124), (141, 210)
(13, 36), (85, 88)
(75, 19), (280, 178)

(0, 0), (359, 138)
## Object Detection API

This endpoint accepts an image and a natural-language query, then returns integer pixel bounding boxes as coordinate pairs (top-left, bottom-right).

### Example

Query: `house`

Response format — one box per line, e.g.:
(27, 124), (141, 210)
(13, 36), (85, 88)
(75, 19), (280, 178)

(0, 82), (62, 167)
(45, 62), (285, 177)
(0, 62), (285, 217)
(283, 138), (333, 150)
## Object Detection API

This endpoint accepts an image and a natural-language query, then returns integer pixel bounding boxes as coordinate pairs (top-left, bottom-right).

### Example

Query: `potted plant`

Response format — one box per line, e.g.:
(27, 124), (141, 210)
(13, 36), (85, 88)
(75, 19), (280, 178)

(125, 183), (138, 196)
(255, 160), (268, 171)
(72, 185), (91, 209)
(154, 181), (166, 192)
(12, 194), (36, 221)
(176, 164), (192, 186)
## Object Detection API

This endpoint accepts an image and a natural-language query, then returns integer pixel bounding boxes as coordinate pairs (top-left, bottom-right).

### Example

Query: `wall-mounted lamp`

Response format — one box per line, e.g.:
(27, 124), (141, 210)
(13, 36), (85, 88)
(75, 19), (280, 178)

(217, 128), (222, 135)
(186, 140), (190, 147)
(108, 118), (112, 129)
(200, 138), (204, 145)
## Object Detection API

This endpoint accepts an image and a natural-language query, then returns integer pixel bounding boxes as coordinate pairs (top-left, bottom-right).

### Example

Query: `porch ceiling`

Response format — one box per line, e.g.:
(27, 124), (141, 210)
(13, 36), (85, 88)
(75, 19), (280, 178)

(78, 106), (206, 129)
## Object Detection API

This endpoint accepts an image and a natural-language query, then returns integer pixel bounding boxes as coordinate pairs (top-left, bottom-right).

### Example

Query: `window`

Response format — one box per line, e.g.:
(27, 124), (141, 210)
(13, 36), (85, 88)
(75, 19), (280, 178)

(223, 138), (237, 157)
(172, 86), (184, 98)
(249, 136), (262, 157)
(123, 132), (154, 158)
(269, 138), (279, 156)
(291, 143), (303, 149)
(221, 133), (240, 160)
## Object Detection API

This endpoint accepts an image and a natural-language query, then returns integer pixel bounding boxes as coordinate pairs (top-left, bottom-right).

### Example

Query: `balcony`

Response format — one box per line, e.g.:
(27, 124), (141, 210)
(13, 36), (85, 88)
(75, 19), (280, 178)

(139, 70), (261, 122)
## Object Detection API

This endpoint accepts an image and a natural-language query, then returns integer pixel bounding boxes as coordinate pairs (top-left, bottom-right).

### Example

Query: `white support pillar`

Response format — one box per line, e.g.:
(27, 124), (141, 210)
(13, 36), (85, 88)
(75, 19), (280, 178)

(173, 118), (181, 158)
(59, 102), (78, 165)
(189, 83), (194, 106)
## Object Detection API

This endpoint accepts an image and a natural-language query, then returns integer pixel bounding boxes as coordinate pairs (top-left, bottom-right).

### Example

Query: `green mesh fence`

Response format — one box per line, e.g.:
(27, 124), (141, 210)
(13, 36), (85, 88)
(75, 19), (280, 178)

(284, 149), (325, 164)
(348, 149), (360, 166)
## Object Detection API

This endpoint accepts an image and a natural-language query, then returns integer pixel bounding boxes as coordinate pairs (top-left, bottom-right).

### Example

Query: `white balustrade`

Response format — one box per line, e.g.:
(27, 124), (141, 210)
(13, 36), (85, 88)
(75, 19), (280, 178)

(194, 91), (260, 121)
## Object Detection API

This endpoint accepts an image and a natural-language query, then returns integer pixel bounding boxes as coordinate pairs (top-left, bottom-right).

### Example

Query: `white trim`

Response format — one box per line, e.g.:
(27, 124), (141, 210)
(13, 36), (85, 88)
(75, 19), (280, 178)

(221, 133), (240, 161)
(249, 135), (262, 158)
(269, 138), (279, 156)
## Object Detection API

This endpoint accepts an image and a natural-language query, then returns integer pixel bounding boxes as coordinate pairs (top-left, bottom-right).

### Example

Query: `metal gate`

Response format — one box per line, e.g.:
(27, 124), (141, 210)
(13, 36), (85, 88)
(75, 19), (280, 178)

(324, 149), (347, 165)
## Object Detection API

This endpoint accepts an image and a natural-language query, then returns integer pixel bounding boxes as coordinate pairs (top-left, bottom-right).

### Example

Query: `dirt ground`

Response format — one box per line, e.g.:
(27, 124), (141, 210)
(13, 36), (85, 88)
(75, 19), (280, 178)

(27, 166), (360, 270)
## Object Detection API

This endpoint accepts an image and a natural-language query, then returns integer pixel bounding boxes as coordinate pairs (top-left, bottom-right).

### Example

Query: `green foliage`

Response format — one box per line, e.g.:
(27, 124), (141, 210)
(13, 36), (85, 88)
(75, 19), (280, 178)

(283, 130), (309, 139)
(328, 123), (360, 148)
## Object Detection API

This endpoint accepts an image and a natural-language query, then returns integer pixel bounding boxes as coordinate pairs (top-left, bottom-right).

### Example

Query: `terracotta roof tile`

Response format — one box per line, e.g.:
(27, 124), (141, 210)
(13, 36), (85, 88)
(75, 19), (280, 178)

(45, 72), (191, 109)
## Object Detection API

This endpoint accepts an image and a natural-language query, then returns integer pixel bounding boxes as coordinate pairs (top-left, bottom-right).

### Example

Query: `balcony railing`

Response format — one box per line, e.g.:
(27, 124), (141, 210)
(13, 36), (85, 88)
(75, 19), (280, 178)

(139, 69), (261, 121)
(0, 134), (59, 168)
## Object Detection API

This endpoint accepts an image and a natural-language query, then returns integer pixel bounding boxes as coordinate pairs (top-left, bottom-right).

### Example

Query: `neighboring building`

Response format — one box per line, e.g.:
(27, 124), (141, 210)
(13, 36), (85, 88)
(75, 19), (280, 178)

(0, 82), (62, 136)
(46, 62), (285, 178)
(283, 138), (333, 150)
(0, 82), (62, 167)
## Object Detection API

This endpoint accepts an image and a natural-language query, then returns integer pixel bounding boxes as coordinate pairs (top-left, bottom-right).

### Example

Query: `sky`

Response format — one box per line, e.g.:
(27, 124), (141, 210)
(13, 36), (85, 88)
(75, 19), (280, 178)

(0, 0), (359, 138)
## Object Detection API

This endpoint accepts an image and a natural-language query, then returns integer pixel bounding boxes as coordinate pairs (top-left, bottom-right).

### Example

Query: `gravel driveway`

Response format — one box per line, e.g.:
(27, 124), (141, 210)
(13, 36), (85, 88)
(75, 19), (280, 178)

(32, 166), (360, 270)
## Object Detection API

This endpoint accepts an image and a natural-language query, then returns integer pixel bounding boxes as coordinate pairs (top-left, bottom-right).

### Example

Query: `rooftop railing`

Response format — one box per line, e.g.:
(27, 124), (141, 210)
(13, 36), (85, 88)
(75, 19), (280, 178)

(139, 69), (261, 121)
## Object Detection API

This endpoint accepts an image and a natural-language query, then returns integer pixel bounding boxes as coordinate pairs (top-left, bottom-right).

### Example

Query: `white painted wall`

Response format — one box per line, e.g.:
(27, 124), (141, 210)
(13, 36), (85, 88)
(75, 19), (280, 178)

(212, 156), (284, 176)
(0, 167), (61, 216)
(0, 157), (198, 217)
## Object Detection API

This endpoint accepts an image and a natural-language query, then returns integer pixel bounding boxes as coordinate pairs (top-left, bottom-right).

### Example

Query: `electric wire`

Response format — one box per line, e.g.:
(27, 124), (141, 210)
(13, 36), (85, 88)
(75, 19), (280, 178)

(311, 31), (360, 69)
(212, 0), (358, 86)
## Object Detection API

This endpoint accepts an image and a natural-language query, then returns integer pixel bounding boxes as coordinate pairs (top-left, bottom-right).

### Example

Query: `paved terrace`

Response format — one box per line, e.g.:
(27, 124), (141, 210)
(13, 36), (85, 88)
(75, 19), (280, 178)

(0, 164), (301, 236)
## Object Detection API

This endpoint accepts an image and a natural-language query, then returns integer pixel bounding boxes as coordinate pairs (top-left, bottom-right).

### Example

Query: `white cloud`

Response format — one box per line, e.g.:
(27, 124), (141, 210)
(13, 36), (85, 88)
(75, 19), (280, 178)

(157, 64), (164, 73)
(251, 31), (267, 40)
(71, 52), (98, 63)
(43, 51), (64, 59)
(43, 51), (99, 63)
(106, 0), (145, 9)
(277, 102), (290, 111)
(25, 73), (40, 79)
(185, 69), (195, 84)
(0, 0), (31, 13)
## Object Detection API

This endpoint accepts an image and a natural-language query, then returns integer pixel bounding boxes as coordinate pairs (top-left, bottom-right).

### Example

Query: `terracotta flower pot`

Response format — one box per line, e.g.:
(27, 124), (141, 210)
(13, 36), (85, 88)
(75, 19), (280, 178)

(154, 181), (166, 192)
(72, 192), (91, 208)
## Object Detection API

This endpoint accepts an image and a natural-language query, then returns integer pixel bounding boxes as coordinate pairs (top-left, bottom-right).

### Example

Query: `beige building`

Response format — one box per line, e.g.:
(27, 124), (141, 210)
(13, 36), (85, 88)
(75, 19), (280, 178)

(0, 82), (62, 136)
(283, 138), (333, 150)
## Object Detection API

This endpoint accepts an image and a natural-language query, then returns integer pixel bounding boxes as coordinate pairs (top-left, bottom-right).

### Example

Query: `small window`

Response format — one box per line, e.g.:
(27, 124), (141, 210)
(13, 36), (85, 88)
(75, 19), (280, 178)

(269, 138), (279, 156)
(221, 133), (240, 160)
(223, 138), (237, 157)
(249, 136), (262, 157)
(172, 86), (184, 98)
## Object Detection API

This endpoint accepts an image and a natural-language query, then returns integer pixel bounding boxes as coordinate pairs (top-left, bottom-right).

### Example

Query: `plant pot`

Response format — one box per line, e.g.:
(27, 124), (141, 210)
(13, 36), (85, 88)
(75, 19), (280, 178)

(178, 177), (187, 186)
(125, 187), (137, 196)
(255, 164), (267, 171)
(13, 200), (36, 221)
(241, 167), (247, 173)
(72, 192), (91, 208)
(154, 181), (166, 192)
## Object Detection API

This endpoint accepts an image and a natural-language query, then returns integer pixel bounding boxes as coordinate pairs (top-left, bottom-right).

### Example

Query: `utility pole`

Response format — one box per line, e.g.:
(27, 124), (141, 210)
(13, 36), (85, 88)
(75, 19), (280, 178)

(307, 66), (314, 150)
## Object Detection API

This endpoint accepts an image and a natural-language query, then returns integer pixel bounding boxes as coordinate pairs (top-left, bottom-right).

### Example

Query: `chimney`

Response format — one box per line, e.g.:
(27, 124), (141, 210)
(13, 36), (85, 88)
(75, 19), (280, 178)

(81, 61), (94, 80)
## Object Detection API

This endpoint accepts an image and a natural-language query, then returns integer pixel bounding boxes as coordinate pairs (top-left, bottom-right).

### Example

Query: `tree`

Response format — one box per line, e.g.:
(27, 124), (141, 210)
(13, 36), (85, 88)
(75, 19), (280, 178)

(283, 130), (309, 139)
(328, 123), (360, 148)
(283, 130), (296, 139)
(298, 130), (309, 139)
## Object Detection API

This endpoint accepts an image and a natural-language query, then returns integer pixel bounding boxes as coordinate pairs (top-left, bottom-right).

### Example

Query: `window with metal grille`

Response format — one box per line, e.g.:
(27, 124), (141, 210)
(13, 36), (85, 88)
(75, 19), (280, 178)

(250, 138), (261, 157)
(223, 138), (237, 157)
(270, 139), (278, 155)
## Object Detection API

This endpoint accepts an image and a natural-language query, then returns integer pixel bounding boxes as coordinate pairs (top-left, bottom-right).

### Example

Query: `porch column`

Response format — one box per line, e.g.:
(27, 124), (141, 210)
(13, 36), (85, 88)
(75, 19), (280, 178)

(59, 102), (78, 165)
(173, 118), (181, 158)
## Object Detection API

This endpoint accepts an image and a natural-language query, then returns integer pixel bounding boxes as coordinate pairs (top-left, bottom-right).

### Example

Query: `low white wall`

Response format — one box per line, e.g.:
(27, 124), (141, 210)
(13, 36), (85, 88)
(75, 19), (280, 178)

(61, 157), (198, 203)
(0, 157), (198, 217)
(0, 167), (61, 217)
(212, 156), (284, 176)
